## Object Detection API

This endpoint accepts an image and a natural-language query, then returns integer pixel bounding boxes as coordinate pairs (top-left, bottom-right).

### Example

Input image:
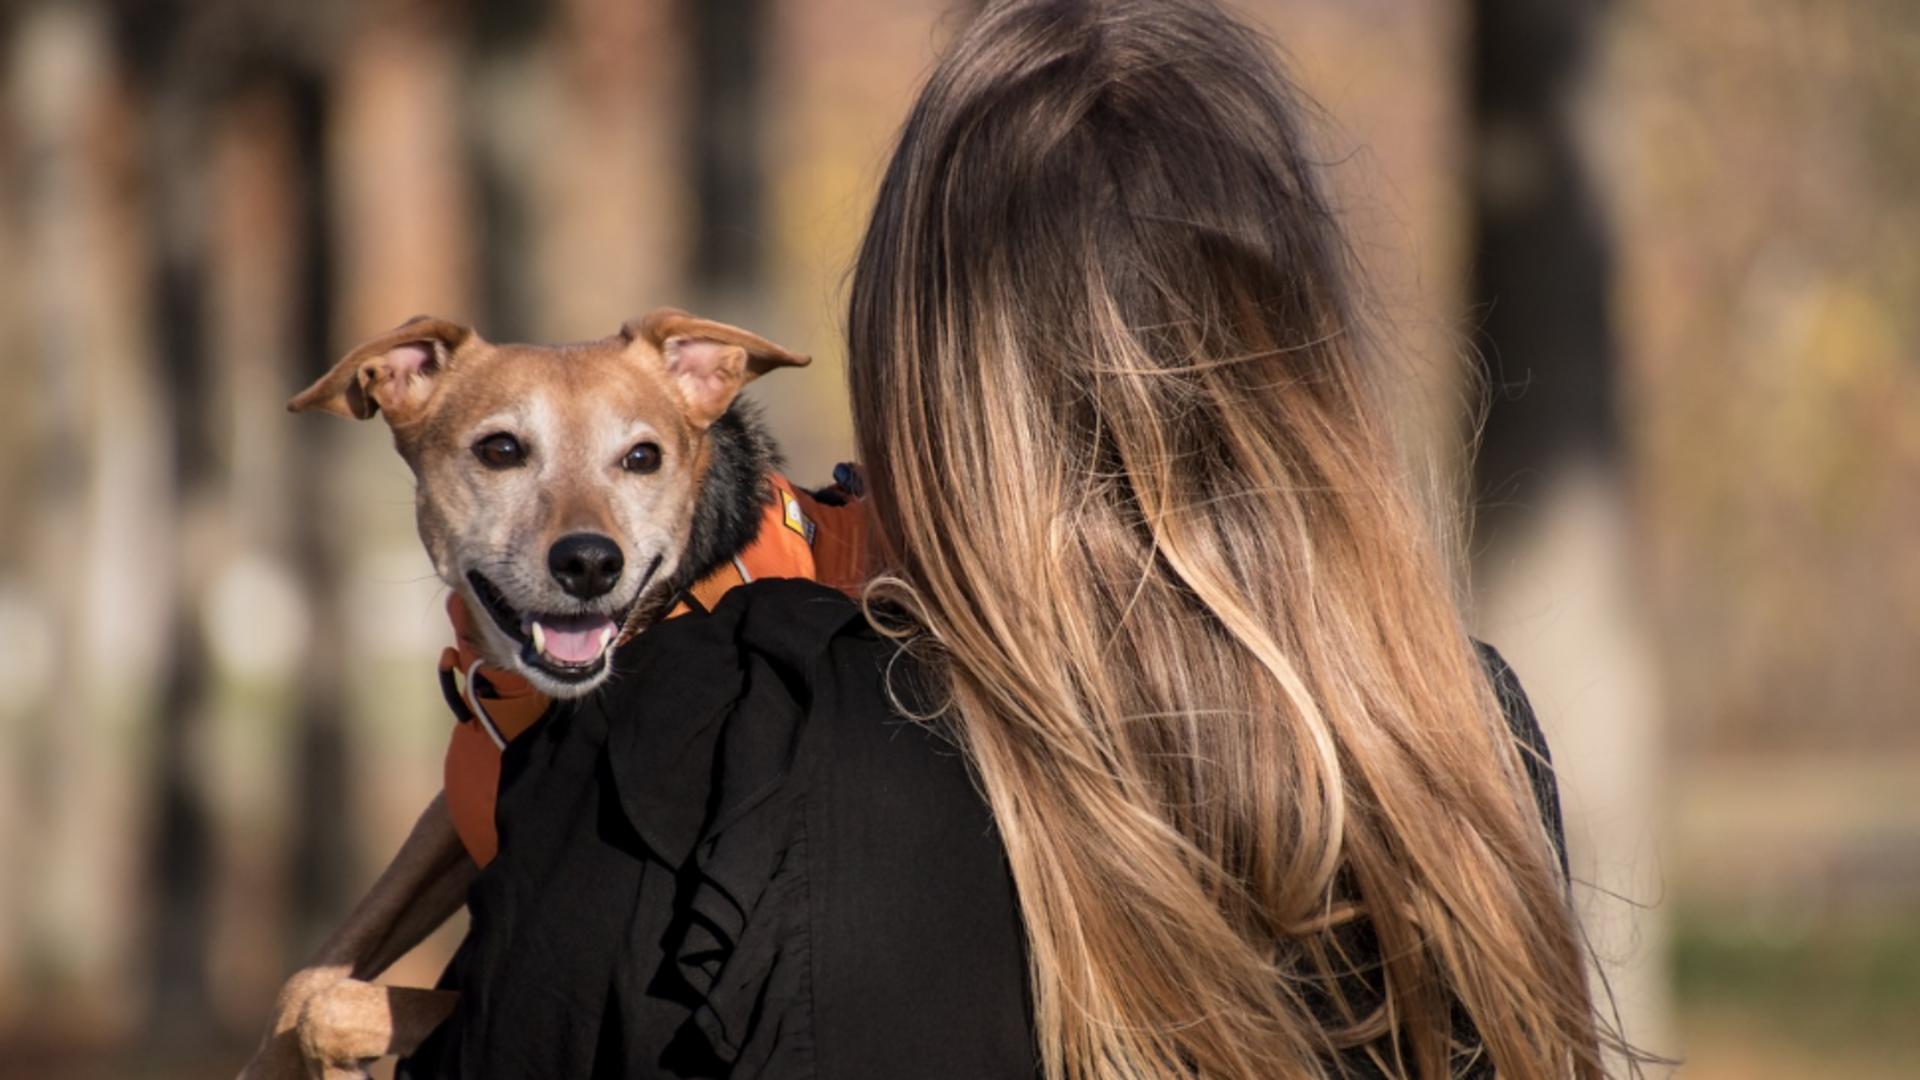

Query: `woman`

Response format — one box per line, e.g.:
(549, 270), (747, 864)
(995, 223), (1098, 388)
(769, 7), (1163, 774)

(408, 0), (1616, 1076)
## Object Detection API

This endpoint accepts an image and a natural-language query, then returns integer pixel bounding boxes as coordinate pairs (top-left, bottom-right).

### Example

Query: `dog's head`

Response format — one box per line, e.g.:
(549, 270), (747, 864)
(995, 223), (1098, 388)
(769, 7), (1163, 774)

(289, 309), (808, 696)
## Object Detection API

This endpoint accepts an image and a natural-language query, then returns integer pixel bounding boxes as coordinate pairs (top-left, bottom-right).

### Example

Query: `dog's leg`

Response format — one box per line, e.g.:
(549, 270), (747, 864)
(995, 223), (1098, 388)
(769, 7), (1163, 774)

(325, 792), (476, 979)
(238, 793), (474, 1079)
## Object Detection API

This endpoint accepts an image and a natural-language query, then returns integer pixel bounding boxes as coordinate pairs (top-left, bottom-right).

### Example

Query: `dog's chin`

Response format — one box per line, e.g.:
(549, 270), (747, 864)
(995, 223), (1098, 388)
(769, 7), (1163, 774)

(510, 652), (616, 699)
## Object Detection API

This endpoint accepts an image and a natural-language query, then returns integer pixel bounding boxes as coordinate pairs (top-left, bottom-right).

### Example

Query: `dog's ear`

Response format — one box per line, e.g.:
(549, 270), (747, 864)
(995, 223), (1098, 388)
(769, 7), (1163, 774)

(288, 316), (477, 422)
(622, 309), (810, 428)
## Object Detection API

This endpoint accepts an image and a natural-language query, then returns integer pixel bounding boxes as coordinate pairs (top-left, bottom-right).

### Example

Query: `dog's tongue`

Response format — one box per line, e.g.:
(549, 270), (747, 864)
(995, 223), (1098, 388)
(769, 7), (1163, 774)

(531, 613), (616, 665)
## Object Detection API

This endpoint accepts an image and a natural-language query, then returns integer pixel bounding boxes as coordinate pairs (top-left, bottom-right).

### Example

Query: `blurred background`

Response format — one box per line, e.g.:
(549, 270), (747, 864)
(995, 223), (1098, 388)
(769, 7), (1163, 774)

(0, 0), (1914, 1076)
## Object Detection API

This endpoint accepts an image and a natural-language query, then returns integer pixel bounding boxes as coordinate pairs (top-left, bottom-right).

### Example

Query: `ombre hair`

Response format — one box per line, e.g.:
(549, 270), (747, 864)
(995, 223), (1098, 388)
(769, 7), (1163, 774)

(849, 1), (1619, 1076)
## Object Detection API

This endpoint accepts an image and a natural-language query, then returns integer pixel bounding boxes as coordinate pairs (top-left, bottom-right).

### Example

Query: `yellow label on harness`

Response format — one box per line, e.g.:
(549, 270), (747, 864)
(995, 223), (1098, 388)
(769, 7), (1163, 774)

(782, 493), (815, 545)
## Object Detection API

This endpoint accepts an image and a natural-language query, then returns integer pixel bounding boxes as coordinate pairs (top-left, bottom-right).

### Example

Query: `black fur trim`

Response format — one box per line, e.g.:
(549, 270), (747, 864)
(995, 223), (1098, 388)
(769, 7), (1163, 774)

(671, 400), (782, 593)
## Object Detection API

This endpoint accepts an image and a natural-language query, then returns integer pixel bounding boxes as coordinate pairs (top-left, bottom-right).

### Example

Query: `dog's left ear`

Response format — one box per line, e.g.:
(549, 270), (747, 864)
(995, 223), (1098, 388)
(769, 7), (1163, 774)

(289, 315), (477, 422)
(622, 309), (810, 428)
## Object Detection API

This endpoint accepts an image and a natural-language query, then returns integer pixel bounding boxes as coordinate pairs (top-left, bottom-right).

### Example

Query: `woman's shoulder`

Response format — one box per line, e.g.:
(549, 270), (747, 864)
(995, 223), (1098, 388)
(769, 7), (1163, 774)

(627, 577), (967, 791)
(606, 578), (970, 814)
(1470, 638), (1566, 875)
(781, 601), (1038, 1078)
(654, 576), (1015, 934)
(601, 579), (1036, 1076)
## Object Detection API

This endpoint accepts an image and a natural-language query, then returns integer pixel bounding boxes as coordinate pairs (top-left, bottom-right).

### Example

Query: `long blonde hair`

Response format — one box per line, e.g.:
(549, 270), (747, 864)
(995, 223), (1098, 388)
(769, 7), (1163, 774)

(848, 1), (1613, 1076)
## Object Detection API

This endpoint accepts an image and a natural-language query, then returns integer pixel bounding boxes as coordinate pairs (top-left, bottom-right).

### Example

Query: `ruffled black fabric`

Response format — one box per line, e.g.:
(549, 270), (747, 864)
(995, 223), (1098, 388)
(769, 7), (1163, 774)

(598, 582), (852, 1075)
(401, 579), (1035, 1079)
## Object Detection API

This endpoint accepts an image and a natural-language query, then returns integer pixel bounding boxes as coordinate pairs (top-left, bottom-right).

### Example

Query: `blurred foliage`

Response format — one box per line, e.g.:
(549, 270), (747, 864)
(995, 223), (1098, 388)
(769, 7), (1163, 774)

(1606, 0), (1920, 753)
(1672, 908), (1920, 1078)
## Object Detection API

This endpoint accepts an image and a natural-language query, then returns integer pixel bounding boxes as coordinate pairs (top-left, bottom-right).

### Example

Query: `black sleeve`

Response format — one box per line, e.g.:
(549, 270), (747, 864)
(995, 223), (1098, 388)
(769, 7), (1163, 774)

(1473, 640), (1568, 878)
(803, 630), (1040, 1079)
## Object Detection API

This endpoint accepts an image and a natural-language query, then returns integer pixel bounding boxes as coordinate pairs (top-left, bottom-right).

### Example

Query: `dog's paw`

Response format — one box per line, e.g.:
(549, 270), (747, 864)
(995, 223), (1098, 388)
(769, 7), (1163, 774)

(297, 978), (391, 1068)
(297, 980), (460, 1076)
(237, 966), (354, 1080)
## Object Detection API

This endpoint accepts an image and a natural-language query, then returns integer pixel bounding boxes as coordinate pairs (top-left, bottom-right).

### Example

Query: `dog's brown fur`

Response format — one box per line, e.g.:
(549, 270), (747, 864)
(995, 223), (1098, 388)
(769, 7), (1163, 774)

(239, 311), (807, 1078)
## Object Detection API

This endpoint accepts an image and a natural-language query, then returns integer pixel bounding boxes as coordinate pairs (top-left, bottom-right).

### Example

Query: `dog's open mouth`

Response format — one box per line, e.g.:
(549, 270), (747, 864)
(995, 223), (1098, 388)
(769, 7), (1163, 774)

(465, 562), (657, 684)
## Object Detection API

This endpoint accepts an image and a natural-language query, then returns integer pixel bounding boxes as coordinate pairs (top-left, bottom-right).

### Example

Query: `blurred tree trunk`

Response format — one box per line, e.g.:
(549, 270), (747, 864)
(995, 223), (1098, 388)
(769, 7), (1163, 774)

(140, 70), (218, 1051)
(8, 1), (173, 1034)
(687, 0), (767, 310)
(284, 67), (363, 960)
(203, 78), (328, 1020)
(0, 29), (27, 1023)
(1465, 0), (1669, 1063)
(481, 0), (683, 342)
(466, 0), (551, 343)
(1467, 0), (1620, 530)
(108, 1), (230, 1039)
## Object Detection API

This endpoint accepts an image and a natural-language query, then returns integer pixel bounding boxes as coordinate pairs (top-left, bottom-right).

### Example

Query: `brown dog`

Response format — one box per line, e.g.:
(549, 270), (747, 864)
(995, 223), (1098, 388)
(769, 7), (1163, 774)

(240, 310), (809, 1078)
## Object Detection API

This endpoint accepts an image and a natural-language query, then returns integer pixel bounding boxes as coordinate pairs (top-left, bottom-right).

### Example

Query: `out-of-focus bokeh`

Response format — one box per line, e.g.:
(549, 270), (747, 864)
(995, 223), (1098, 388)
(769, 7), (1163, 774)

(0, 0), (1913, 1076)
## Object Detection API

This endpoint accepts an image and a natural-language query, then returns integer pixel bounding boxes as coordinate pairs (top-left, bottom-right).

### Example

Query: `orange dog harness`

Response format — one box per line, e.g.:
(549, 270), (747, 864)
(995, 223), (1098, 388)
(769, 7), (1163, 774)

(438, 470), (870, 866)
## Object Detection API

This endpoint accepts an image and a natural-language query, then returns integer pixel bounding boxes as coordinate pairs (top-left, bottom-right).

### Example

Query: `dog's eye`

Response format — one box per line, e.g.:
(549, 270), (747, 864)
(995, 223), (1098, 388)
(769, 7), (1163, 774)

(473, 433), (526, 469)
(622, 441), (663, 474)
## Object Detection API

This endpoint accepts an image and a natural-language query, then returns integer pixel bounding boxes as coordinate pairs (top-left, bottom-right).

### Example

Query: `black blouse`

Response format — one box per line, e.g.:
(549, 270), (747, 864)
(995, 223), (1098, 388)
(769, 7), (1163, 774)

(401, 578), (1560, 1079)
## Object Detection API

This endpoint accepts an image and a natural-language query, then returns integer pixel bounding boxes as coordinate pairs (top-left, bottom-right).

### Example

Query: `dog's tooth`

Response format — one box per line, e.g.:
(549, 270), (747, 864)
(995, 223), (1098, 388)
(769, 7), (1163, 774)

(598, 626), (615, 655)
(531, 621), (547, 656)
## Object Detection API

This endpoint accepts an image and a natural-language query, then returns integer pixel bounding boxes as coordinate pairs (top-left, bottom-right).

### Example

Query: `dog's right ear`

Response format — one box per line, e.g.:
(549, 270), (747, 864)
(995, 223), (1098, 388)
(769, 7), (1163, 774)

(288, 316), (476, 421)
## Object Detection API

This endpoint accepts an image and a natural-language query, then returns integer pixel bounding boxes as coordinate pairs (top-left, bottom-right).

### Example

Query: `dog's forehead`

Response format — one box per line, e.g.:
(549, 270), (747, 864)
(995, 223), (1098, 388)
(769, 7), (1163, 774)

(431, 339), (686, 435)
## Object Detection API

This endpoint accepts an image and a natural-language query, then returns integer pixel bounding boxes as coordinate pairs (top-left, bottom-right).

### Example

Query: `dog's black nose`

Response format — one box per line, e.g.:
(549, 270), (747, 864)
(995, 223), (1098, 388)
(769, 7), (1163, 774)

(548, 533), (624, 599)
